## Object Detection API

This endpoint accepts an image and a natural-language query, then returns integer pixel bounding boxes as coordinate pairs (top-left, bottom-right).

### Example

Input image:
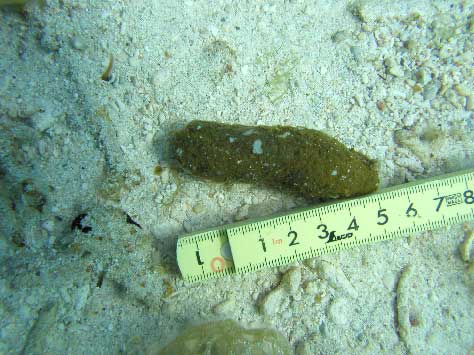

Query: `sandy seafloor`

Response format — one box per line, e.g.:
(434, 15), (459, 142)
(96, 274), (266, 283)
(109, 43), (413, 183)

(1, 0), (474, 354)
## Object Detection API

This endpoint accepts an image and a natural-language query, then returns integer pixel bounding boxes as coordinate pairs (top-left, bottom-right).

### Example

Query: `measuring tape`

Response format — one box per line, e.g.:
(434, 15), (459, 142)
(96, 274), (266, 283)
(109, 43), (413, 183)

(177, 169), (474, 283)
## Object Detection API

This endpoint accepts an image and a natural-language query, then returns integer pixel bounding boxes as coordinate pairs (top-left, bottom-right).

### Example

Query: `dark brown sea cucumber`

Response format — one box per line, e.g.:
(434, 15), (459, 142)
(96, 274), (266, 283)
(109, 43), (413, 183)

(171, 120), (379, 199)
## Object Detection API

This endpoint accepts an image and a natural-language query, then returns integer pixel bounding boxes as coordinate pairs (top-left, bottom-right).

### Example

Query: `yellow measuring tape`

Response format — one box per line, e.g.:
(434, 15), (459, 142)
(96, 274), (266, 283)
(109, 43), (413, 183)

(177, 169), (474, 283)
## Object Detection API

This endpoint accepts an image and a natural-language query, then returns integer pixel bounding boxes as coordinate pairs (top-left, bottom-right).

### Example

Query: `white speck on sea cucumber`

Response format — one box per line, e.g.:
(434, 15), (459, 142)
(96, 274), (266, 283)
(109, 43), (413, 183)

(229, 136), (236, 143)
(278, 132), (291, 138)
(331, 170), (338, 176)
(252, 139), (263, 155)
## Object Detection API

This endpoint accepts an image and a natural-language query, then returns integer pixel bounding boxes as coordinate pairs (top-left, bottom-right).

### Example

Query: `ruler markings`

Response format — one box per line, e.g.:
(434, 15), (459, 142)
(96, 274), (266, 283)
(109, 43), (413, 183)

(177, 169), (474, 283)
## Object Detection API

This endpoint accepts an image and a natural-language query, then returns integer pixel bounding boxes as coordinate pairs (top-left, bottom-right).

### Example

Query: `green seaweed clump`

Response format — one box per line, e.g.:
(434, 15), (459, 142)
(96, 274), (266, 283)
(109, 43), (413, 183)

(0, 0), (29, 5)
(171, 120), (379, 199)
(154, 320), (293, 355)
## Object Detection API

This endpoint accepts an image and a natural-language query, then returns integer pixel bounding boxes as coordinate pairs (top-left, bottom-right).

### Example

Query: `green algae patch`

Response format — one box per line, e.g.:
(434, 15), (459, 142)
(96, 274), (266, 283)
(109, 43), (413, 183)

(171, 120), (379, 199)
(0, 0), (29, 5)
(156, 319), (293, 355)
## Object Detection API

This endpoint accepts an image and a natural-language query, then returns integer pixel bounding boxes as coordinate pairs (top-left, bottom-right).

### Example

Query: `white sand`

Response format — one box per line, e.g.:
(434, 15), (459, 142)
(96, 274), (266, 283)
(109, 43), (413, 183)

(1, 0), (473, 354)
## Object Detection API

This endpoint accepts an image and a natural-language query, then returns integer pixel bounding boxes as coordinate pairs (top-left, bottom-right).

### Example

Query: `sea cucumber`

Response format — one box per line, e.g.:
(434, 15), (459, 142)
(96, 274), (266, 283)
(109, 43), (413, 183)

(171, 120), (379, 199)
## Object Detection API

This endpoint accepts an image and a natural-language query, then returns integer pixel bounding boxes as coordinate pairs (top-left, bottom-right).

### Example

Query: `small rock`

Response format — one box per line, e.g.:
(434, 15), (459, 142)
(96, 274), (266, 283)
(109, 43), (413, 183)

(40, 220), (54, 233)
(281, 267), (301, 294)
(388, 65), (405, 78)
(328, 298), (351, 326)
(467, 95), (474, 111)
(317, 261), (357, 298)
(350, 46), (363, 62)
(423, 81), (440, 100)
(303, 280), (320, 295)
(160, 169), (170, 185)
(454, 84), (471, 97)
(459, 230), (474, 262)
(259, 286), (285, 316)
(31, 107), (63, 132)
(404, 39), (416, 50)
(384, 57), (404, 77)
(395, 156), (424, 174)
(402, 114), (416, 127)
(331, 30), (350, 43)
(213, 298), (235, 315)
(361, 73), (369, 85)
(376, 100), (385, 111)
(234, 204), (249, 221)
(74, 284), (90, 311)
(71, 36), (86, 50)
(415, 68), (431, 85)
(192, 202), (205, 214)
(303, 258), (317, 269)
(281, 309), (292, 319)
